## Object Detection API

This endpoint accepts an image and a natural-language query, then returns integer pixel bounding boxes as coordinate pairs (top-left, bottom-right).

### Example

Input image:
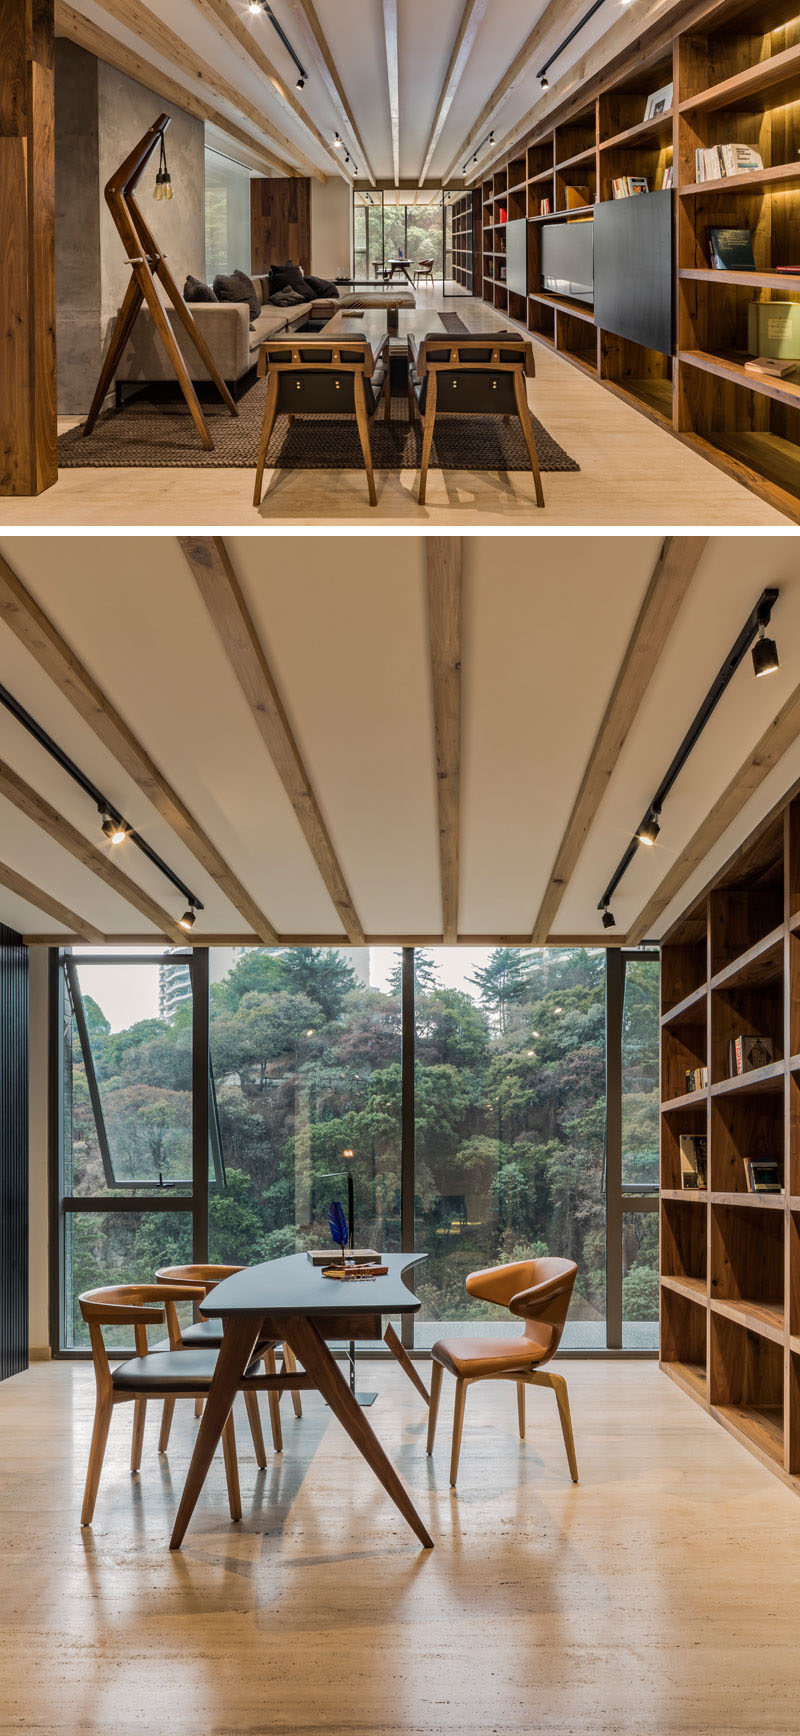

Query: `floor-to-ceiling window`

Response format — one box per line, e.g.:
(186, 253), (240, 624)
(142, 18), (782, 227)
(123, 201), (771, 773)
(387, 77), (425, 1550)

(52, 944), (659, 1354)
(204, 148), (253, 280)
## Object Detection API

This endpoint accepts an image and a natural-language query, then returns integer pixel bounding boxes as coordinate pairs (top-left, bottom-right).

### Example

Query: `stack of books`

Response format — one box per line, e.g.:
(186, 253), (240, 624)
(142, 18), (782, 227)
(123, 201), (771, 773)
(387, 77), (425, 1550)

(684, 1066), (709, 1093)
(661, 165), (674, 190)
(694, 143), (763, 182)
(727, 1033), (774, 1076)
(611, 176), (649, 198)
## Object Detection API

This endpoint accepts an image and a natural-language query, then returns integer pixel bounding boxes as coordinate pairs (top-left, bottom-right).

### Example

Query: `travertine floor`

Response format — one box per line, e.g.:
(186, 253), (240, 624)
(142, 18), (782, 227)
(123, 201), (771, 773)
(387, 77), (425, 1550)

(1, 1358), (799, 1734)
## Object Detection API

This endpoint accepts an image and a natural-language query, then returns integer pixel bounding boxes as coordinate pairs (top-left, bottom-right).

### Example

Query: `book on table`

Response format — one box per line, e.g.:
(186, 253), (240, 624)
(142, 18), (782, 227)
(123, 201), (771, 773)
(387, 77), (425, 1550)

(307, 1248), (380, 1265)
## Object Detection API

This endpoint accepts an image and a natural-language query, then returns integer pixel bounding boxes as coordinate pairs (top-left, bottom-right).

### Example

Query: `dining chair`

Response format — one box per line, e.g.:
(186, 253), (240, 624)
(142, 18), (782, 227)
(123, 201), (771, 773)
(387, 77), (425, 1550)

(253, 332), (390, 507)
(156, 1263), (301, 1457)
(407, 330), (545, 507)
(414, 258), (435, 287)
(426, 1257), (579, 1487)
(78, 1282), (246, 1527)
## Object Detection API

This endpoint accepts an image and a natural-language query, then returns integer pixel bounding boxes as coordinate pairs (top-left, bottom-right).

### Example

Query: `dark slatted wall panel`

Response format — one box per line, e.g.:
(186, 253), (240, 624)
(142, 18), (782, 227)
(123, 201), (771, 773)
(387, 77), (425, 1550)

(0, 924), (28, 1380)
(250, 177), (311, 276)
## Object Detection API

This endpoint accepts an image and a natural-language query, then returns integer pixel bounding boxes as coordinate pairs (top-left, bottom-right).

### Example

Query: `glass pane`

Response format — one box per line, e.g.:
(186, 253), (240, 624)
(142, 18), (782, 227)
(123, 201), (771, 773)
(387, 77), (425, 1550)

(205, 148), (252, 282)
(64, 1211), (193, 1349)
(208, 947), (402, 1266)
(622, 1210), (659, 1349)
(412, 947), (607, 1350)
(621, 956), (660, 1188)
(65, 957), (193, 1193)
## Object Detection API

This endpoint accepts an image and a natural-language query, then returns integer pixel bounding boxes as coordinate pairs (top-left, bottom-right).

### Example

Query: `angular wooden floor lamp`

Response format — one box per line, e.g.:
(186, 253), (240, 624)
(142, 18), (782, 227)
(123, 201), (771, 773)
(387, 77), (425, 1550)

(83, 114), (238, 451)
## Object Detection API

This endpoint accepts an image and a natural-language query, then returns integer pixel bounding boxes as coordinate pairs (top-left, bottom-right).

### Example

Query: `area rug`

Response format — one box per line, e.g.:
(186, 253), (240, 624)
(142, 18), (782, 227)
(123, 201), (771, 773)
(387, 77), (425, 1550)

(58, 376), (579, 473)
(438, 312), (472, 334)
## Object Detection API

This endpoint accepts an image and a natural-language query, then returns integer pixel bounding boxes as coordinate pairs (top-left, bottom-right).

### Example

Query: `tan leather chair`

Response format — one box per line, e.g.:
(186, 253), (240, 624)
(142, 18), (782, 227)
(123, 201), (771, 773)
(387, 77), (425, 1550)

(427, 1256), (579, 1487)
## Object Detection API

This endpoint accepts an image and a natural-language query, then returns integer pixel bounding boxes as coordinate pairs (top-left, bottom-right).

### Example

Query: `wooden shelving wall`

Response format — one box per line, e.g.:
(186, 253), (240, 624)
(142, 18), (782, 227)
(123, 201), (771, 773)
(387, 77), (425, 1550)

(659, 792), (800, 1493)
(451, 191), (479, 291)
(475, 0), (800, 522)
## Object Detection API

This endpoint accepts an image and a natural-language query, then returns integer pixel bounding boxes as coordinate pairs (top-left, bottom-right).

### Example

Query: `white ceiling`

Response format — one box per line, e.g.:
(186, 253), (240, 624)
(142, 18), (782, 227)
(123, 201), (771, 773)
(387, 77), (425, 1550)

(0, 535), (798, 950)
(63, 0), (657, 187)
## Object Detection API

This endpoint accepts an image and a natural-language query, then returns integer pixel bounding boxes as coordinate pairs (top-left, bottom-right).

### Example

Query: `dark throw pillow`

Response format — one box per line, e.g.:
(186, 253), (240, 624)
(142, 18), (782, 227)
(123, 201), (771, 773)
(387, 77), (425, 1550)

(213, 268), (259, 321)
(305, 275), (339, 299)
(269, 285), (306, 307)
(184, 275), (217, 303)
(269, 260), (315, 303)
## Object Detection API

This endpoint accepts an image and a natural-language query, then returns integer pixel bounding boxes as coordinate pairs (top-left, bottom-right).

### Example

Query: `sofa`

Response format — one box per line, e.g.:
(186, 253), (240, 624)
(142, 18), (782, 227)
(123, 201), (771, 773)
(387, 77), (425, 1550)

(113, 272), (416, 400)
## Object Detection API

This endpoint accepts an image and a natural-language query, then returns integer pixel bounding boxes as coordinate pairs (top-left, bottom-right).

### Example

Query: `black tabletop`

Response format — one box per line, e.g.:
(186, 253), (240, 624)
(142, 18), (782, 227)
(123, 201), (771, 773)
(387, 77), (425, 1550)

(202, 1251), (426, 1318)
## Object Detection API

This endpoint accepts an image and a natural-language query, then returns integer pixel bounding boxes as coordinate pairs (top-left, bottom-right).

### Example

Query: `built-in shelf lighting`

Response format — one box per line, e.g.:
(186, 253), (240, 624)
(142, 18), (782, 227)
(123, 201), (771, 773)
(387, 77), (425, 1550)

(597, 586), (780, 928)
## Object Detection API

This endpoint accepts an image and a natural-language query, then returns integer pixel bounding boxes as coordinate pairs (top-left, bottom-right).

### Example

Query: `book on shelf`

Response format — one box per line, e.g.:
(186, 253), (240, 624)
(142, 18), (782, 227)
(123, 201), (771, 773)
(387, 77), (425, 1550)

(611, 176), (649, 198)
(706, 226), (755, 271)
(744, 355), (798, 379)
(684, 1066), (709, 1094)
(679, 1134), (707, 1190)
(694, 143), (763, 183)
(539, 196), (551, 215)
(748, 300), (800, 360)
(661, 164), (674, 190)
(742, 1159), (782, 1194)
(726, 1034), (774, 1077)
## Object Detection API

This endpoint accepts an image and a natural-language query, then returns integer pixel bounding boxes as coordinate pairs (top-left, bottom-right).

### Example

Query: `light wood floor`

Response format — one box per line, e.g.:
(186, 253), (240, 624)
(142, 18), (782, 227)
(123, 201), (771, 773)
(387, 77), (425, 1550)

(2, 1358), (800, 1734)
(0, 290), (787, 526)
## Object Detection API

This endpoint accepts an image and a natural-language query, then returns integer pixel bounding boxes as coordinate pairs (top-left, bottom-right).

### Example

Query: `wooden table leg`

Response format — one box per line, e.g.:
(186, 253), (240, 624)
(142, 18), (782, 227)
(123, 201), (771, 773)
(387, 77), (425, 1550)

(283, 1315), (434, 1550)
(384, 1321), (430, 1404)
(170, 1315), (262, 1548)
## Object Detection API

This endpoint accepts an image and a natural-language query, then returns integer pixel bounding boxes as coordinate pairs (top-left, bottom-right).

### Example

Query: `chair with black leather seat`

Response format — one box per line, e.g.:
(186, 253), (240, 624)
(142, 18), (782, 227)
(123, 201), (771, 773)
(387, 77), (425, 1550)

(155, 1263), (301, 1457)
(78, 1282), (251, 1528)
(406, 329), (545, 507)
(253, 332), (390, 508)
(426, 1256), (578, 1488)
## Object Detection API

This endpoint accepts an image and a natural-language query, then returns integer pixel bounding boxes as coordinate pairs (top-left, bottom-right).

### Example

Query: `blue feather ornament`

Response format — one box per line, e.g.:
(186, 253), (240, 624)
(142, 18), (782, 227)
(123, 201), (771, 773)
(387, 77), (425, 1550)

(328, 1199), (349, 1265)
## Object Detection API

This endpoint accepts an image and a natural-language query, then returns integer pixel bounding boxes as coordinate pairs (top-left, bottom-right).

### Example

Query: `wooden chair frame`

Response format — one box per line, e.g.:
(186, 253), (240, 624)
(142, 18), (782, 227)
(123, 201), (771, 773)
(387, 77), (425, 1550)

(253, 335), (390, 508)
(83, 115), (238, 452)
(78, 1284), (241, 1527)
(413, 259), (435, 287)
(156, 1264), (301, 1455)
(407, 334), (545, 509)
(426, 1258), (578, 1487)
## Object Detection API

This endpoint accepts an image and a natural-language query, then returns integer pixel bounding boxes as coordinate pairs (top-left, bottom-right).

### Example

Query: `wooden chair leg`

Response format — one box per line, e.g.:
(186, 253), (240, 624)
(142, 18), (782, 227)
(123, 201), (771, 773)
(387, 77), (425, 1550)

(550, 1372), (579, 1482)
(253, 371), (279, 507)
(130, 1397), (147, 1473)
(418, 376), (437, 504)
(283, 1343), (303, 1418)
(244, 1390), (267, 1469)
(450, 1377), (468, 1488)
(221, 1413), (242, 1522)
(264, 1347), (283, 1453)
(513, 368), (545, 508)
(82, 1393), (114, 1526)
(517, 1380), (526, 1439)
(353, 374), (377, 506)
(195, 1395), (204, 1419)
(427, 1361), (443, 1455)
(158, 1397), (175, 1455)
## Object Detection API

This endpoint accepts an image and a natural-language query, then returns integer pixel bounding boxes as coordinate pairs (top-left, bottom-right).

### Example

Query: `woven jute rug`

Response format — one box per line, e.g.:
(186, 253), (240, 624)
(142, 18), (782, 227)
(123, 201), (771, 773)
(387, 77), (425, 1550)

(58, 374), (579, 473)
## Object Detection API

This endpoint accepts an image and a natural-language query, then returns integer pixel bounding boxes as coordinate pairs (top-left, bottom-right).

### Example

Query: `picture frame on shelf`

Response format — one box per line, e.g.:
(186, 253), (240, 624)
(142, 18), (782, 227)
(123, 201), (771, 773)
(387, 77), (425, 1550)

(679, 1134), (707, 1190)
(643, 82), (673, 121)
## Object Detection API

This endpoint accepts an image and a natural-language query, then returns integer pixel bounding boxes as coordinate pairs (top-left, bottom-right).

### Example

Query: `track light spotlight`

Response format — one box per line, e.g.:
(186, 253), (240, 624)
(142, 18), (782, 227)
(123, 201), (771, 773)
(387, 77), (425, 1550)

(637, 808), (661, 847)
(540, 74), (549, 88)
(296, 74), (305, 89)
(601, 906), (616, 929)
(333, 132), (343, 147)
(247, 0), (261, 11)
(752, 626), (779, 677)
(99, 806), (129, 846)
(179, 902), (197, 931)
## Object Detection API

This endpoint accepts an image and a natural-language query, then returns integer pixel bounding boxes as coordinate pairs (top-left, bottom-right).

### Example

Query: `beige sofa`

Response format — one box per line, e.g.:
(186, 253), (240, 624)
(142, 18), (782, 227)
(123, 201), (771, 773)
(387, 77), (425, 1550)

(113, 275), (416, 399)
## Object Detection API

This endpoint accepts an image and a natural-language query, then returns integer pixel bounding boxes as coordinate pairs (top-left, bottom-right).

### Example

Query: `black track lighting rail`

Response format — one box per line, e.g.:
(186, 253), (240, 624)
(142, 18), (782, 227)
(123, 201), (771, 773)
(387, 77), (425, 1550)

(598, 587), (780, 923)
(536, 0), (610, 87)
(463, 130), (495, 174)
(263, 4), (308, 87)
(0, 680), (204, 912)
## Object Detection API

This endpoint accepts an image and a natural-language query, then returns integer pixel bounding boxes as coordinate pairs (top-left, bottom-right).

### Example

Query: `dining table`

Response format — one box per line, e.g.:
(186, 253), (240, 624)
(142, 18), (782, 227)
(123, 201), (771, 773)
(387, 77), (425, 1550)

(169, 1250), (434, 1550)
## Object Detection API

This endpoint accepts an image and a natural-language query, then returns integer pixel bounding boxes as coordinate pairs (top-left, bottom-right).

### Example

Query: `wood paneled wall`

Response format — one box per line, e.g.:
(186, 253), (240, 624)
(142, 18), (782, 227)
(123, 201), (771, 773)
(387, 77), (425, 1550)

(251, 177), (311, 275)
(0, 926), (29, 1381)
(0, 0), (57, 496)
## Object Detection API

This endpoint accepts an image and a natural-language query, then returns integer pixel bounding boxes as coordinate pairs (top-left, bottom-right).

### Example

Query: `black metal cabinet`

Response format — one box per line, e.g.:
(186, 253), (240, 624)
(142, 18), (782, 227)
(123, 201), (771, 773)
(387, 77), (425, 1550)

(594, 190), (674, 356)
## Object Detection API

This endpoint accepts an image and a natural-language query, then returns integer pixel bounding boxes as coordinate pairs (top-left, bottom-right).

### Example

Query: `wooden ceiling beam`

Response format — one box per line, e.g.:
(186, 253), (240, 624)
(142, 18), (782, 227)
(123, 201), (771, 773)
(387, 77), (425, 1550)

(0, 863), (105, 945)
(88, 0), (318, 180)
(54, 2), (293, 180)
(382, 0), (400, 188)
(0, 553), (279, 944)
(628, 680), (800, 944)
(188, 0), (351, 183)
(181, 537), (366, 946)
(418, 0), (489, 185)
(0, 760), (185, 942)
(531, 537), (708, 944)
(20, 929), (627, 948)
(442, 0), (591, 184)
(426, 538), (463, 947)
(284, 0), (376, 185)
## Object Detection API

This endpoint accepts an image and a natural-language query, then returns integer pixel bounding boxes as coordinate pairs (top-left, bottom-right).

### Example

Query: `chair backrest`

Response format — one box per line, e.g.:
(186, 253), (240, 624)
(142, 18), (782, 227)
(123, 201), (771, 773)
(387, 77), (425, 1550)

(257, 335), (378, 413)
(79, 1283), (207, 1390)
(465, 1257), (577, 1360)
(416, 331), (534, 377)
(156, 1263), (242, 1296)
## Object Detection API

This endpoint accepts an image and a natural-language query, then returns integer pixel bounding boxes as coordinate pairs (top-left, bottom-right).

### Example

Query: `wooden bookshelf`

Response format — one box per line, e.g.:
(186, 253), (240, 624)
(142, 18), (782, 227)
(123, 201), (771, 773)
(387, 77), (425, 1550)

(659, 790), (800, 1493)
(451, 191), (479, 292)
(474, 0), (800, 522)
